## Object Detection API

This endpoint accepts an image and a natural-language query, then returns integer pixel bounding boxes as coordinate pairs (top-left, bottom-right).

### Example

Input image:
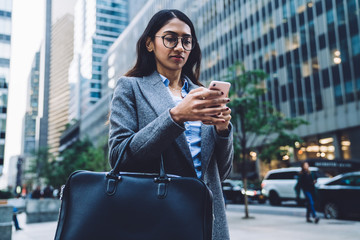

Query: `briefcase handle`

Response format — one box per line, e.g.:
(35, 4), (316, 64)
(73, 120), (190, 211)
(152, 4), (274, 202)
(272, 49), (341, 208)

(108, 135), (168, 181)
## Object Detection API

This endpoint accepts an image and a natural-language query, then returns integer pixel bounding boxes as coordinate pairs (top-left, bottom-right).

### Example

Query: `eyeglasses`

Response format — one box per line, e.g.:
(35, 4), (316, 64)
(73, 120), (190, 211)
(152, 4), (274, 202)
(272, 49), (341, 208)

(155, 34), (195, 51)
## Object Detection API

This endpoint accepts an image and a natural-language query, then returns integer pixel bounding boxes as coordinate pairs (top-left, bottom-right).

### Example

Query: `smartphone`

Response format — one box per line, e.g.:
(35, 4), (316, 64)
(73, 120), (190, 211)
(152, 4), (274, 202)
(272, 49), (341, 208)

(208, 81), (231, 97)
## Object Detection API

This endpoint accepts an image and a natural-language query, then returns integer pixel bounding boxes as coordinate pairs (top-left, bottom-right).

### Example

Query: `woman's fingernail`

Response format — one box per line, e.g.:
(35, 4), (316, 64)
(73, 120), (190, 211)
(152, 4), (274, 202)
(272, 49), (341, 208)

(227, 99), (230, 102)
(226, 107), (229, 110)
(221, 92), (224, 95)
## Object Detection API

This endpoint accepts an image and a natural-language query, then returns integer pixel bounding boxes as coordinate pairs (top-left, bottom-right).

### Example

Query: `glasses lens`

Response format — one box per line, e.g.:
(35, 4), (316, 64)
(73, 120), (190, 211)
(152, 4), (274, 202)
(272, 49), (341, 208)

(163, 35), (178, 48)
(182, 37), (193, 51)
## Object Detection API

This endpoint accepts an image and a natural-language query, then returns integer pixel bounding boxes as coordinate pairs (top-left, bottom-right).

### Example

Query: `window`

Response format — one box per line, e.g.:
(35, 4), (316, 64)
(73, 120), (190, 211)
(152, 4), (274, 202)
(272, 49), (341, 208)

(0, 34), (10, 43)
(267, 171), (298, 180)
(97, 9), (125, 17)
(97, 25), (121, 33)
(336, 1), (346, 26)
(349, 18), (359, 36)
(279, 54), (284, 68)
(352, 35), (360, 56)
(302, 61), (311, 77)
(96, 17), (123, 25)
(319, 34), (326, 49)
(305, 77), (313, 113)
(313, 72), (323, 111)
(325, 0), (333, 11)
(281, 85), (287, 102)
(92, 66), (101, 72)
(0, 58), (10, 67)
(92, 56), (102, 63)
(332, 176), (360, 186)
(282, 2), (288, 19)
(0, 93), (7, 107)
(326, 9), (334, 25)
(92, 74), (101, 80)
(93, 48), (107, 54)
(322, 68), (330, 88)
(97, 0), (126, 9)
(91, 83), (101, 89)
(316, 1), (323, 16)
(90, 92), (101, 98)
(347, 0), (357, 20)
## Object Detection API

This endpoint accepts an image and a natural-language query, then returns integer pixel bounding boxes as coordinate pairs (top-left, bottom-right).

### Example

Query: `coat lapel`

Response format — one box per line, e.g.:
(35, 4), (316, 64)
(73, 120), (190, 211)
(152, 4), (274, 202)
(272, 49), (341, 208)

(137, 72), (194, 170)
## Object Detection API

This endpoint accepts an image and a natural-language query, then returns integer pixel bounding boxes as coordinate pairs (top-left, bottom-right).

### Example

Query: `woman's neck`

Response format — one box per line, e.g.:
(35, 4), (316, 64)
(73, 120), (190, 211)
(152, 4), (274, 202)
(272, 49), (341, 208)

(158, 69), (182, 88)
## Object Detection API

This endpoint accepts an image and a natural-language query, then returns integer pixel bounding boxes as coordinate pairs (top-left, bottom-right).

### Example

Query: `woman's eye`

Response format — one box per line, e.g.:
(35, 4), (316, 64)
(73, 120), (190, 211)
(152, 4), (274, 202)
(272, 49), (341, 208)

(184, 39), (192, 45)
(165, 37), (177, 42)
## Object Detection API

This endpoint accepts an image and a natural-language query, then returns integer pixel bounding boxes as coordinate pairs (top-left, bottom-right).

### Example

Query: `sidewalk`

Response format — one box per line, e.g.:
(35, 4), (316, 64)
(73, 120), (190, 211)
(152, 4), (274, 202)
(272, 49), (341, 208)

(227, 205), (360, 240)
(11, 205), (360, 240)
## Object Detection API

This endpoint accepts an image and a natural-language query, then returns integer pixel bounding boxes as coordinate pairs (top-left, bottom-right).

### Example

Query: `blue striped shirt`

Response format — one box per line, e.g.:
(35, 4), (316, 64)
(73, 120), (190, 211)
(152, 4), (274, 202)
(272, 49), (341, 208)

(159, 74), (202, 178)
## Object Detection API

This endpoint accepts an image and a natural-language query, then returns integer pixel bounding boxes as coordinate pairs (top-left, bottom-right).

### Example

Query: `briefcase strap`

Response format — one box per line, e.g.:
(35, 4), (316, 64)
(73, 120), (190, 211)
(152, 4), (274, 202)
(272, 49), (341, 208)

(108, 135), (168, 181)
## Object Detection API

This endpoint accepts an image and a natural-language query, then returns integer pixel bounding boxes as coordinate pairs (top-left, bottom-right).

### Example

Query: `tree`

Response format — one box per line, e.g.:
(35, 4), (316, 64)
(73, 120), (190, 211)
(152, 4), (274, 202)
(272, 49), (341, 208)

(28, 138), (110, 190)
(225, 62), (307, 218)
(27, 147), (54, 186)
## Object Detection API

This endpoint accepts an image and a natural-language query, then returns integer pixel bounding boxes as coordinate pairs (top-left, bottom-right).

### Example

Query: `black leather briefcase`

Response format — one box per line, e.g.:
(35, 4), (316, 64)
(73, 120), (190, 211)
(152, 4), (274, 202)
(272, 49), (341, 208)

(54, 136), (213, 240)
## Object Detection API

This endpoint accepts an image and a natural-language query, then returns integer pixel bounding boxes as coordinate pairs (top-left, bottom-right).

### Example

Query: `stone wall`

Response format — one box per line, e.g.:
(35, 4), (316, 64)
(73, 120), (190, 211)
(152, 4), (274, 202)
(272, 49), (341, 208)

(26, 199), (61, 224)
(0, 205), (13, 240)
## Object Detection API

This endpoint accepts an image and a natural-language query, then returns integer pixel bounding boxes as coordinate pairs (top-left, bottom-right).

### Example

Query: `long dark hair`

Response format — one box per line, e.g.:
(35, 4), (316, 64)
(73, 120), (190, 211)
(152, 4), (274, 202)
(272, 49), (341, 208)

(125, 9), (202, 85)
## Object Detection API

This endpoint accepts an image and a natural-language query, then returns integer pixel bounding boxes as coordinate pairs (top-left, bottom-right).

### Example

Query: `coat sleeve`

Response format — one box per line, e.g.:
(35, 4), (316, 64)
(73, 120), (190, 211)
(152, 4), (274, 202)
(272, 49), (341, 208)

(108, 77), (185, 171)
(211, 124), (234, 181)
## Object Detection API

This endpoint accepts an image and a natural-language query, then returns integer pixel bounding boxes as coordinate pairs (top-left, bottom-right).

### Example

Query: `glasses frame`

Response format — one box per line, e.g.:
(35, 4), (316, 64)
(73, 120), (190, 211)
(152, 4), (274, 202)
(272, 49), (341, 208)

(155, 34), (195, 51)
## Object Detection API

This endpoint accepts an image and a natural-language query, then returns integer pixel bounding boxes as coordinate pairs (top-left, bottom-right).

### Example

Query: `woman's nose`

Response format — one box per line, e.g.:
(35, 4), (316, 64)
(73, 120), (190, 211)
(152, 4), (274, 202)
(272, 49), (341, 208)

(174, 40), (184, 51)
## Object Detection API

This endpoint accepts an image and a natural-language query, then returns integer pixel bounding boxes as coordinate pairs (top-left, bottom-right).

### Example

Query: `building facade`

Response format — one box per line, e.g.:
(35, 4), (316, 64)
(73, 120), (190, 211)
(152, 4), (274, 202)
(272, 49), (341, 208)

(22, 51), (41, 156)
(47, 14), (74, 158)
(0, 0), (12, 172)
(68, 0), (129, 121)
(99, 0), (360, 172)
(36, 0), (52, 150)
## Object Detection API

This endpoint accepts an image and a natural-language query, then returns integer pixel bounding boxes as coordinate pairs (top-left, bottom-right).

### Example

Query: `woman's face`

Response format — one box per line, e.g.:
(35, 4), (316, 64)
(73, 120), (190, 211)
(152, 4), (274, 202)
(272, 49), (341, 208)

(147, 18), (192, 75)
(303, 162), (309, 171)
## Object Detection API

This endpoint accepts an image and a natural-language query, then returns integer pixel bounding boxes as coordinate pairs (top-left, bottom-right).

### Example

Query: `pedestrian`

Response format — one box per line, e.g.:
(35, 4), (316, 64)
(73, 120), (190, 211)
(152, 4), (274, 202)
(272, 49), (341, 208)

(297, 161), (320, 223)
(108, 9), (234, 240)
(12, 207), (22, 231)
(31, 186), (42, 199)
(43, 185), (53, 198)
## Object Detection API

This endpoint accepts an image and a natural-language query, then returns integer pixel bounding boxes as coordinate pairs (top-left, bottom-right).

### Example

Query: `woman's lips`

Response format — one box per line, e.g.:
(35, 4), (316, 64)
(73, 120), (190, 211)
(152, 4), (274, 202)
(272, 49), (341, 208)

(170, 55), (184, 61)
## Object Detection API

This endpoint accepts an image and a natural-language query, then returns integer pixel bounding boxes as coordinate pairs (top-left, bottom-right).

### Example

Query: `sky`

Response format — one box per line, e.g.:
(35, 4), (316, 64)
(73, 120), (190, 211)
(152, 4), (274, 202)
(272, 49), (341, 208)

(3, 0), (45, 172)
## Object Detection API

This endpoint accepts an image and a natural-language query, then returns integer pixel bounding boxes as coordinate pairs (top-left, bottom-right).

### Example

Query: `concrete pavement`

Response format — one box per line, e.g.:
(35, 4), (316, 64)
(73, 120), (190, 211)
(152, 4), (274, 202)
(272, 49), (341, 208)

(227, 205), (360, 240)
(11, 204), (360, 240)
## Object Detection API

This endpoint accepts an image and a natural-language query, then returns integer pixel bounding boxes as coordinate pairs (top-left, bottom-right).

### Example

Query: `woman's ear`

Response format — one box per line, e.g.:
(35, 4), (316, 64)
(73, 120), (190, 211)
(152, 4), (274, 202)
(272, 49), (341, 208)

(146, 37), (153, 52)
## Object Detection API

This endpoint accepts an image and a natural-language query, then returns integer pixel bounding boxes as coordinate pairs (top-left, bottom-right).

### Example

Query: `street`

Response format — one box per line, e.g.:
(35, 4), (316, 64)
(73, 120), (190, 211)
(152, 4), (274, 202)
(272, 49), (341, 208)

(11, 202), (360, 240)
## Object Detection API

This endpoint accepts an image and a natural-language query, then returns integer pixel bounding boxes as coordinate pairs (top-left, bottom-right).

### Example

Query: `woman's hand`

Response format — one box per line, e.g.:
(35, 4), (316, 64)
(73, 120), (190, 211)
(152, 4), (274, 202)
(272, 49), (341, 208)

(213, 108), (232, 134)
(170, 87), (231, 127)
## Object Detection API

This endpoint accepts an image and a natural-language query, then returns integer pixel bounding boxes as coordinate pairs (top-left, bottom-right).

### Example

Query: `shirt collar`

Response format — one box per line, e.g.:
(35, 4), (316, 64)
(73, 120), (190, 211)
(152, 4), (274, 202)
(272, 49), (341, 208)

(159, 73), (189, 93)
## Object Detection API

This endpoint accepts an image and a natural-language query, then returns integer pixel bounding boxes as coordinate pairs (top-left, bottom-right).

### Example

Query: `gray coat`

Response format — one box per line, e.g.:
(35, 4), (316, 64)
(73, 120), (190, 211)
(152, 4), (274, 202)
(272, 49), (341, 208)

(108, 71), (234, 240)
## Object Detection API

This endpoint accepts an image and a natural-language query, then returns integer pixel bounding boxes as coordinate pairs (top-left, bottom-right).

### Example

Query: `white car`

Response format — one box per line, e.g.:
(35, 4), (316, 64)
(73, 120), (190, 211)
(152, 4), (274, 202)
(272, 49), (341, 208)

(261, 167), (329, 206)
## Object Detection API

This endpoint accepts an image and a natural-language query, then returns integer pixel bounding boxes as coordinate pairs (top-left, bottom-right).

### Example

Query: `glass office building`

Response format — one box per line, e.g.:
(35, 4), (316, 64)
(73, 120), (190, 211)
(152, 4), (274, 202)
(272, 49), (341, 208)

(100, 0), (360, 168)
(22, 51), (41, 156)
(69, 0), (129, 120)
(47, 14), (74, 158)
(0, 0), (12, 171)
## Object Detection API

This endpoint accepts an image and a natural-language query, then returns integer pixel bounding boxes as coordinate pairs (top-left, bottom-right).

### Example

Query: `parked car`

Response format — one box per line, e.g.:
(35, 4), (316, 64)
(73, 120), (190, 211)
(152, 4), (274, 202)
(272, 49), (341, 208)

(316, 171), (360, 219)
(222, 179), (266, 204)
(261, 167), (329, 206)
(222, 179), (244, 204)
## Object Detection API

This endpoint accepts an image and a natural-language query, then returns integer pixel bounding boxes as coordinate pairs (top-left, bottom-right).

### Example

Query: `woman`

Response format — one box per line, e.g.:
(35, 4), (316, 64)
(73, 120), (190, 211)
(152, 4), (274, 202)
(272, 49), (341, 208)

(297, 161), (320, 223)
(108, 9), (233, 239)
